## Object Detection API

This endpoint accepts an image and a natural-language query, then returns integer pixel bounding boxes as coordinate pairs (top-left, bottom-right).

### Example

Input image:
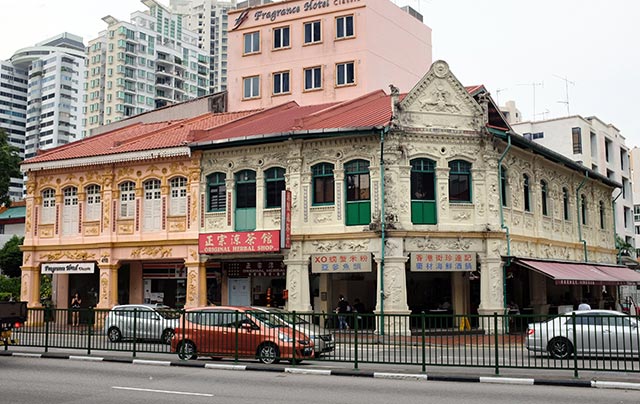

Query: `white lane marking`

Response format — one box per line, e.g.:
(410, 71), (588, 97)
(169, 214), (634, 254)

(12, 353), (42, 358)
(374, 372), (429, 380)
(592, 381), (640, 390)
(285, 368), (331, 376)
(480, 377), (534, 385)
(112, 386), (214, 397)
(69, 355), (104, 361)
(204, 363), (246, 371)
(132, 359), (171, 366)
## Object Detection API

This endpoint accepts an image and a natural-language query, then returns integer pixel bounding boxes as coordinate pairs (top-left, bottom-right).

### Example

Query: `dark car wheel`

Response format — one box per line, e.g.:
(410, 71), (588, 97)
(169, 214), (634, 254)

(548, 337), (573, 359)
(257, 343), (280, 364)
(177, 340), (197, 360)
(107, 327), (122, 343)
(161, 329), (175, 345)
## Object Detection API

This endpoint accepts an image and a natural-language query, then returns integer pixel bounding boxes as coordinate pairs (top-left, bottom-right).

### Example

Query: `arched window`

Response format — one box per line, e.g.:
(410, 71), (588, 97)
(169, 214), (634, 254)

(500, 165), (508, 207)
(562, 187), (570, 220)
(235, 170), (256, 231)
(448, 160), (471, 202)
(345, 159), (371, 225)
(169, 176), (187, 215)
(119, 181), (136, 219)
(41, 188), (56, 224)
(85, 184), (101, 221)
(523, 174), (531, 212)
(207, 172), (226, 212)
(264, 167), (286, 208)
(62, 186), (79, 235)
(581, 194), (587, 225)
(599, 201), (605, 229)
(411, 158), (437, 224)
(540, 180), (548, 216)
(143, 179), (162, 231)
(312, 163), (334, 205)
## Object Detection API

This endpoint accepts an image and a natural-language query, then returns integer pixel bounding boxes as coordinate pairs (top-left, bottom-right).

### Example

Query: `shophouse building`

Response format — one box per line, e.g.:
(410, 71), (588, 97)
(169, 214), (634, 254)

(21, 61), (640, 332)
(226, 0), (432, 111)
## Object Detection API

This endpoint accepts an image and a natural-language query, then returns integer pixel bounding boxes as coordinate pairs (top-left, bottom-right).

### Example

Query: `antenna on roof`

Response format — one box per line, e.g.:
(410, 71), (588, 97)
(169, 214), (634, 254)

(554, 74), (575, 116)
(517, 81), (544, 121)
(495, 88), (507, 106)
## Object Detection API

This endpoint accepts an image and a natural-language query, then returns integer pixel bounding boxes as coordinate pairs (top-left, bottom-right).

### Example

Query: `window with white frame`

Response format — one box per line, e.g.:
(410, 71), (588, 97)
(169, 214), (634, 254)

(273, 26), (290, 49)
(143, 179), (162, 231)
(243, 31), (260, 54)
(273, 71), (290, 95)
(85, 184), (101, 221)
(62, 186), (79, 235)
(336, 15), (354, 39)
(304, 66), (322, 91)
(243, 76), (260, 99)
(336, 61), (355, 86)
(41, 188), (56, 224)
(170, 176), (187, 216)
(304, 20), (321, 44)
(119, 181), (136, 219)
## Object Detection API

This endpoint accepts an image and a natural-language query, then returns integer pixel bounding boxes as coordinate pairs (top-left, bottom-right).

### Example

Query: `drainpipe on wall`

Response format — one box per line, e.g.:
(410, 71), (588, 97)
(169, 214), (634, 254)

(576, 173), (589, 262)
(612, 191), (623, 264)
(497, 132), (512, 312)
(379, 126), (389, 336)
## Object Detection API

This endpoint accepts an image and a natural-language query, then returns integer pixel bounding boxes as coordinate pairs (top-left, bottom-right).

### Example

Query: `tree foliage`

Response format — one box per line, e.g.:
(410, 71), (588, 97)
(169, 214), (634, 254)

(0, 235), (23, 277)
(0, 275), (20, 301)
(0, 128), (22, 207)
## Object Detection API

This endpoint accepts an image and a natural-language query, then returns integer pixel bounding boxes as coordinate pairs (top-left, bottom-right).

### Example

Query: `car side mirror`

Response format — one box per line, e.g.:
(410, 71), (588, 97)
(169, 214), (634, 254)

(241, 322), (253, 331)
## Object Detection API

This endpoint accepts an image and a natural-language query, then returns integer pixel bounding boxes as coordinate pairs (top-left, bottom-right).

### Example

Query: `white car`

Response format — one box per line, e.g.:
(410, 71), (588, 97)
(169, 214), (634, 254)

(526, 310), (639, 359)
(104, 304), (180, 344)
(250, 307), (334, 357)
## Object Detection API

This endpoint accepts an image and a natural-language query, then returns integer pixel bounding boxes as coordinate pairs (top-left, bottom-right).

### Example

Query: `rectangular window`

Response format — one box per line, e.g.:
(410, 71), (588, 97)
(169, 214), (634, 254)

(572, 127), (582, 154)
(605, 138), (612, 162)
(243, 76), (260, 99)
(336, 15), (354, 39)
(273, 71), (290, 95)
(243, 31), (260, 54)
(336, 62), (355, 86)
(273, 26), (290, 49)
(304, 66), (322, 91)
(634, 205), (640, 222)
(304, 20), (321, 44)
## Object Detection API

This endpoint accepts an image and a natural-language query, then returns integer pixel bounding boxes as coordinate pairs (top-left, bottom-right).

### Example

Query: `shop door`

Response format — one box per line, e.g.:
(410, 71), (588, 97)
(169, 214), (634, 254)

(229, 278), (250, 306)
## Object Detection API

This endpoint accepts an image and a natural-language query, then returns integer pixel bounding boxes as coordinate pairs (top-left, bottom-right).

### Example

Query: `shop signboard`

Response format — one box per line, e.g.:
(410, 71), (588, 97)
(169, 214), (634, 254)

(311, 253), (372, 273)
(410, 252), (476, 272)
(280, 190), (292, 249)
(41, 262), (95, 274)
(224, 261), (286, 278)
(199, 230), (280, 254)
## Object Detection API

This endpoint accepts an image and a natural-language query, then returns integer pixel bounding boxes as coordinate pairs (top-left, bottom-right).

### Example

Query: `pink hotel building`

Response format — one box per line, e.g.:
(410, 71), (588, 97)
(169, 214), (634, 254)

(226, 0), (432, 111)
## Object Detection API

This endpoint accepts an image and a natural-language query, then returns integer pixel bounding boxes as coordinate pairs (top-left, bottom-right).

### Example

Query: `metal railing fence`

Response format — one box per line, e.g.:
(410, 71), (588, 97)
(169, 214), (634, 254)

(8, 308), (639, 377)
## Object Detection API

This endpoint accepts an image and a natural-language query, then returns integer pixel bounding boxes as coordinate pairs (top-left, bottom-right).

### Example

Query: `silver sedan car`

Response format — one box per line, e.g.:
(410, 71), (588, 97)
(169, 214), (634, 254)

(104, 304), (180, 344)
(526, 310), (639, 359)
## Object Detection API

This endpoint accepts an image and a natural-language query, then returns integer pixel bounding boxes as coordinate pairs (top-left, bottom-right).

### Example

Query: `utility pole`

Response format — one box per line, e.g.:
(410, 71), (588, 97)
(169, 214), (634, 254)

(518, 82), (543, 121)
(554, 74), (575, 116)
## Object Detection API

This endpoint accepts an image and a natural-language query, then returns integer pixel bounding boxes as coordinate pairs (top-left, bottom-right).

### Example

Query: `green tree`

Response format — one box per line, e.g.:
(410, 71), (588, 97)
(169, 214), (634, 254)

(616, 234), (633, 257)
(0, 235), (23, 277)
(0, 275), (20, 301)
(0, 128), (22, 207)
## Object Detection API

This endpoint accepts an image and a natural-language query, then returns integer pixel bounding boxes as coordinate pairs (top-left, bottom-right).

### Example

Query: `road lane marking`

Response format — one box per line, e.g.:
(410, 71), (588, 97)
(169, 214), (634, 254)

(70, 355), (104, 361)
(285, 368), (331, 376)
(480, 377), (534, 385)
(132, 359), (171, 366)
(112, 386), (213, 397)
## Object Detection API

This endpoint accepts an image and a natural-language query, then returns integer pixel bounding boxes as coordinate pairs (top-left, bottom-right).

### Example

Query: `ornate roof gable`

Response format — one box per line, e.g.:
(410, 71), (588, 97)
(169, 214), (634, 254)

(397, 60), (484, 132)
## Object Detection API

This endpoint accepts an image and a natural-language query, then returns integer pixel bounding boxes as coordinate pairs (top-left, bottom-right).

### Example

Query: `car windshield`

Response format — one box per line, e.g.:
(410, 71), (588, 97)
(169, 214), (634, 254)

(156, 308), (180, 320)
(250, 311), (286, 328)
(269, 310), (310, 326)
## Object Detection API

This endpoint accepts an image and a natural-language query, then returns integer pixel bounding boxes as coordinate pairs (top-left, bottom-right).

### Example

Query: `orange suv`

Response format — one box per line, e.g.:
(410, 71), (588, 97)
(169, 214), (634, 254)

(171, 306), (314, 364)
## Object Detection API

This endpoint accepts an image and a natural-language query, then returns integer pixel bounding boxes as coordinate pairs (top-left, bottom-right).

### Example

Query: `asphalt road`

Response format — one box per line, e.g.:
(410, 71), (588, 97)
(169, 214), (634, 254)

(1, 357), (638, 404)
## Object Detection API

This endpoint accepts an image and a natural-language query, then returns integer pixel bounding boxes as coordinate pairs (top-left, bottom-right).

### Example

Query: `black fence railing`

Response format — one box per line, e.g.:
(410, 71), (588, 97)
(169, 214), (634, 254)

(8, 308), (640, 377)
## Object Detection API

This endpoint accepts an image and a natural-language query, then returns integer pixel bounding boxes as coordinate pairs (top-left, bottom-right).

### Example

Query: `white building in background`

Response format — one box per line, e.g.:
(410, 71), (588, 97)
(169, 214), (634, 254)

(499, 100), (522, 124)
(85, 0), (210, 135)
(512, 114), (635, 254)
(1, 33), (86, 200)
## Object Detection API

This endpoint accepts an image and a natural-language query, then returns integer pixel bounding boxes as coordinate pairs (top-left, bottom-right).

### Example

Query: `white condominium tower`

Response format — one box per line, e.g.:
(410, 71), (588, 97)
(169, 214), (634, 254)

(85, 0), (210, 134)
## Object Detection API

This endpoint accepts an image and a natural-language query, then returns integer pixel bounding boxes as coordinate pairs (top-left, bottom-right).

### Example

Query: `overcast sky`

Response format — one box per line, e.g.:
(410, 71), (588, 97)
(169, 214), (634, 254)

(2, 0), (638, 146)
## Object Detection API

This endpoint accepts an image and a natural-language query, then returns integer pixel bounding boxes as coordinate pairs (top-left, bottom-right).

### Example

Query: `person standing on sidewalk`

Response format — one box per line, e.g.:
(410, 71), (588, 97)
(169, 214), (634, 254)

(335, 295), (351, 330)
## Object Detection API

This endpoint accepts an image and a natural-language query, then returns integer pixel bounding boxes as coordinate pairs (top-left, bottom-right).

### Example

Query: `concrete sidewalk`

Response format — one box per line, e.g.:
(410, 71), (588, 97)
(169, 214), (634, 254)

(2, 346), (639, 390)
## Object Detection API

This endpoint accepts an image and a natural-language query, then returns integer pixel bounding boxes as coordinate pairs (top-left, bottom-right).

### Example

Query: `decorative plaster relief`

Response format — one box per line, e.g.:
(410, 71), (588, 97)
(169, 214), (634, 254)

(83, 223), (100, 236)
(39, 250), (96, 261)
(309, 239), (370, 253)
(204, 214), (226, 230)
(130, 246), (172, 258)
(117, 222), (134, 235)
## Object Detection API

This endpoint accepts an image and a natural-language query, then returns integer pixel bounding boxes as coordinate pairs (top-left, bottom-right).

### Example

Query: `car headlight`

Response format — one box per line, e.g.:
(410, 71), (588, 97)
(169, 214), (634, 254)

(278, 333), (293, 342)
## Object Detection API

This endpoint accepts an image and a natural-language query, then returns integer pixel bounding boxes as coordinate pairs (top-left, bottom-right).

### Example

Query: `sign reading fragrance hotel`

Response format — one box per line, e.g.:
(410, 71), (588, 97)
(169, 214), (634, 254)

(311, 253), (372, 273)
(199, 230), (280, 254)
(41, 262), (95, 274)
(410, 252), (476, 272)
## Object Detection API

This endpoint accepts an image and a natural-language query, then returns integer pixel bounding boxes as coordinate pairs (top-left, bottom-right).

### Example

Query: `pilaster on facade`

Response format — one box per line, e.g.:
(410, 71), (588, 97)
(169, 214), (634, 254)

(284, 244), (312, 312)
(97, 263), (120, 309)
(185, 261), (207, 307)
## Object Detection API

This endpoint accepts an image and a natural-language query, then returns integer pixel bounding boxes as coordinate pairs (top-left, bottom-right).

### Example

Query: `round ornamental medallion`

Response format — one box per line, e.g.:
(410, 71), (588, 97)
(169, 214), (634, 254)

(432, 60), (450, 78)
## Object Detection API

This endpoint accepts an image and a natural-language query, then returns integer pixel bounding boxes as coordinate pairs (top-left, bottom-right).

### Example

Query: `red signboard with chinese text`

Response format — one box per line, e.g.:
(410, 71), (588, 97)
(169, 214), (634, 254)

(199, 230), (280, 254)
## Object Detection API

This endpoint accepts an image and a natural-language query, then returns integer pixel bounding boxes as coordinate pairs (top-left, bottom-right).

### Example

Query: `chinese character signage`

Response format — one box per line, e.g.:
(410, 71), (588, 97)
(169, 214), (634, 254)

(311, 253), (372, 273)
(41, 262), (95, 274)
(199, 230), (280, 254)
(224, 261), (286, 278)
(410, 252), (476, 272)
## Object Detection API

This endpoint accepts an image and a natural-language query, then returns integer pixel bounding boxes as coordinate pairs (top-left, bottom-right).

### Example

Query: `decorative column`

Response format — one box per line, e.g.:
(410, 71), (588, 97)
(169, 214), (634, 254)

(97, 263), (120, 309)
(20, 266), (41, 308)
(436, 167), (450, 222)
(477, 240), (506, 334)
(284, 243), (311, 312)
(374, 237), (410, 335)
(185, 260), (207, 308)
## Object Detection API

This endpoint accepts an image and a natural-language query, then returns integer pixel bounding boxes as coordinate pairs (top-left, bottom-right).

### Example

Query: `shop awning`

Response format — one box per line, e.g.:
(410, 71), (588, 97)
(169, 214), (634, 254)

(513, 258), (640, 286)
